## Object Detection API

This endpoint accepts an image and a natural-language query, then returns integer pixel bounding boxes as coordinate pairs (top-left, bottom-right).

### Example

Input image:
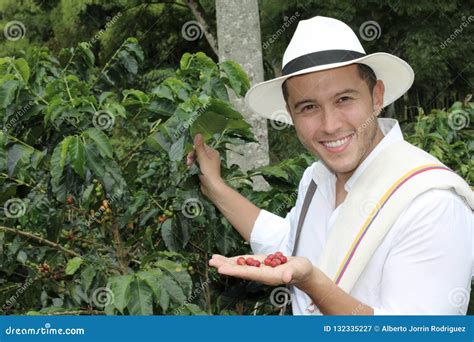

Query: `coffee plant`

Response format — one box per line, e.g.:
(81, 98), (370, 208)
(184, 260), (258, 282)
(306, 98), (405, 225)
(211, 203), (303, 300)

(0, 38), (311, 315)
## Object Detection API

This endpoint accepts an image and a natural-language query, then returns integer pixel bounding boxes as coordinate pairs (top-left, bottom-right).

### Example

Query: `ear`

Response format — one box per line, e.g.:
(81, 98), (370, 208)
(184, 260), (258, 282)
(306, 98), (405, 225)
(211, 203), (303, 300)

(373, 80), (385, 115)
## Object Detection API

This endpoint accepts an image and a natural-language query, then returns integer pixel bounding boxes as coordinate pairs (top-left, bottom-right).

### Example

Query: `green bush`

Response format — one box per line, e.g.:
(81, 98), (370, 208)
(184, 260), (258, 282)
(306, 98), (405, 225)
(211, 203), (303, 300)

(0, 38), (310, 315)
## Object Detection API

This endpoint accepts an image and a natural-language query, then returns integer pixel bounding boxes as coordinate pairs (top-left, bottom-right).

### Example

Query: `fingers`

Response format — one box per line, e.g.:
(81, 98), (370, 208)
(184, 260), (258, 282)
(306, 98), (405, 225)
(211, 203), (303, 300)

(281, 268), (294, 284)
(186, 134), (206, 168)
(194, 133), (205, 155)
(186, 151), (195, 167)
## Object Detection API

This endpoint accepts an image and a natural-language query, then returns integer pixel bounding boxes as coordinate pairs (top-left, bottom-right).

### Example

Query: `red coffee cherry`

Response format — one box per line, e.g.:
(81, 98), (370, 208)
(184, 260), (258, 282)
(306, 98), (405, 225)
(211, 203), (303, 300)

(236, 257), (246, 265)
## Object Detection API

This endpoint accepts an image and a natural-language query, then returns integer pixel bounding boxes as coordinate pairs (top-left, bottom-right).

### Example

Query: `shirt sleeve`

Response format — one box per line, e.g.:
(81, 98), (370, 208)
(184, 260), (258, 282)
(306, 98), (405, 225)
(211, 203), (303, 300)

(373, 189), (473, 315)
(249, 163), (315, 256)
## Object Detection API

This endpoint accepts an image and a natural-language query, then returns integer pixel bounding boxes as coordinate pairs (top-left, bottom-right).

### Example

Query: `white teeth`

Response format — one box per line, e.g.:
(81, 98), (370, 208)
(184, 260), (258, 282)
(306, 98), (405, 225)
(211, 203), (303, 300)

(322, 134), (353, 148)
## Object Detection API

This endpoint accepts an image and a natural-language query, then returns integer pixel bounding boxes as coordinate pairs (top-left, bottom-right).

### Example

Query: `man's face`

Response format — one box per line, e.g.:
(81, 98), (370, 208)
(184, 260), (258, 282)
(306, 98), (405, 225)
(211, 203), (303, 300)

(285, 64), (385, 177)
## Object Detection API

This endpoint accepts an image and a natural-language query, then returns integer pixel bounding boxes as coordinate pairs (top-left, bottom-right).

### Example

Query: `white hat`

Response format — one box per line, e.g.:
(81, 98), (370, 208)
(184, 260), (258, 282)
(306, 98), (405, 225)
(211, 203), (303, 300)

(245, 16), (414, 125)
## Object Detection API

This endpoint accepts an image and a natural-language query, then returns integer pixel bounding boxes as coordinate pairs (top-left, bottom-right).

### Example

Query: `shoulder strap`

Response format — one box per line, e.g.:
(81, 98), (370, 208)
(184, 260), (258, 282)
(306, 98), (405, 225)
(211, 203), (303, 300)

(292, 179), (317, 256)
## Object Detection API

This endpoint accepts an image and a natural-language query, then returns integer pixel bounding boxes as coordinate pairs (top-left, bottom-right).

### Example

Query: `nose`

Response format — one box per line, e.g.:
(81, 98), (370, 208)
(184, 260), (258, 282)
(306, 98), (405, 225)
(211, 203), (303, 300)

(320, 107), (343, 135)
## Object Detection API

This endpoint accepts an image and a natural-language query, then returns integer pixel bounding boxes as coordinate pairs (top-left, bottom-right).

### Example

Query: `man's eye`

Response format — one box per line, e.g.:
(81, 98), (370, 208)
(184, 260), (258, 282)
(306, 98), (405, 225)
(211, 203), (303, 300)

(301, 104), (316, 112)
(338, 96), (352, 103)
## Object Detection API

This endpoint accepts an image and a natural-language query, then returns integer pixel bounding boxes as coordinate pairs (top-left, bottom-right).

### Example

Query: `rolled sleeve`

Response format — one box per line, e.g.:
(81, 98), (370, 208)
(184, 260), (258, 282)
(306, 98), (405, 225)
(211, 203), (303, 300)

(249, 162), (317, 256)
(250, 208), (295, 255)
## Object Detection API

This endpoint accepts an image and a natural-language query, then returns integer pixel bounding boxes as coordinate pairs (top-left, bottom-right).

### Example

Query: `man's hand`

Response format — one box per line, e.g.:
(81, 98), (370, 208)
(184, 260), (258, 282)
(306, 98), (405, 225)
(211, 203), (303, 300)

(186, 133), (261, 242)
(186, 133), (223, 198)
(209, 254), (315, 287)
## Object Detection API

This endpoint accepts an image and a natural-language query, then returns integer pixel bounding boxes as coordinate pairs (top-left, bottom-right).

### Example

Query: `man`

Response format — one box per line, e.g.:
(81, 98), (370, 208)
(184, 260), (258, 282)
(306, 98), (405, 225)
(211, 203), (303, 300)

(187, 16), (473, 315)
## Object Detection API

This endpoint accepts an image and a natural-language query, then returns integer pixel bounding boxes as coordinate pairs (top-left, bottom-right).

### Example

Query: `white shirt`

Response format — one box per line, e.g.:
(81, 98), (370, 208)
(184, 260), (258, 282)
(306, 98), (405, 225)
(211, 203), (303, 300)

(250, 118), (474, 315)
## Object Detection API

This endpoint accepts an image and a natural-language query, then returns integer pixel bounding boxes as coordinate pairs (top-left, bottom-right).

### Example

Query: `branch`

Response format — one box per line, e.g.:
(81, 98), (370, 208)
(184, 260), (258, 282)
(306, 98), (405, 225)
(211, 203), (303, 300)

(186, 0), (218, 56)
(111, 220), (128, 274)
(0, 226), (81, 257)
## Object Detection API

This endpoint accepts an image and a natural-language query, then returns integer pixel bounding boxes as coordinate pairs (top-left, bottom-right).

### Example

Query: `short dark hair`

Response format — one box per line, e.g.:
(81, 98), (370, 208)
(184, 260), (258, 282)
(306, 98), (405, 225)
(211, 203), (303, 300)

(281, 63), (377, 103)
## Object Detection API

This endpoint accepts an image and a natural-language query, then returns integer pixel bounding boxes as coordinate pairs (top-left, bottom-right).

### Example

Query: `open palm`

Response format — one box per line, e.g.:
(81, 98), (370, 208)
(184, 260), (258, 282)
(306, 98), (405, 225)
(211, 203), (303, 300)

(209, 254), (314, 286)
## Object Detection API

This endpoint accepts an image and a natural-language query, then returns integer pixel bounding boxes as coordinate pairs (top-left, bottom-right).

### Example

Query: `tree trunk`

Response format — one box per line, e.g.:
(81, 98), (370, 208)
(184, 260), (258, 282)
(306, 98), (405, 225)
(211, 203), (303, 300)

(215, 0), (270, 191)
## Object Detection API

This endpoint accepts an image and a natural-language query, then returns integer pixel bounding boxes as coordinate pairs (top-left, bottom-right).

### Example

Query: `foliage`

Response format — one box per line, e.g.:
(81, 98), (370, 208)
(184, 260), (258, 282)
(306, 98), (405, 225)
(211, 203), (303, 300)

(403, 101), (473, 185)
(0, 38), (310, 315)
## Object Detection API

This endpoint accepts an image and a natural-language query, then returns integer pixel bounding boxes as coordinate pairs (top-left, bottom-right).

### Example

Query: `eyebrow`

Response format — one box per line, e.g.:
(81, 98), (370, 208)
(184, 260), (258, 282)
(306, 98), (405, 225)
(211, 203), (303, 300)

(333, 88), (359, 98)
(292, 88), (360, 110)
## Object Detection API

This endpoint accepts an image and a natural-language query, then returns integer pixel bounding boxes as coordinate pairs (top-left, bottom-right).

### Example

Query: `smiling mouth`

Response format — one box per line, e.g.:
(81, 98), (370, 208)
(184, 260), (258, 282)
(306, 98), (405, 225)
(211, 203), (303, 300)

(319, 133), (355, 152)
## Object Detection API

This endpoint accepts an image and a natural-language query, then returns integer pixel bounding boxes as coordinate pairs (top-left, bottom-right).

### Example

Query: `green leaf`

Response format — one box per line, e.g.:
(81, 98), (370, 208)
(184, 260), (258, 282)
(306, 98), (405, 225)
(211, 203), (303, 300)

(219, 60), (250, 97)
(69, 136), (86, 178)
(0, 131), (7, 171)
(50, 136), (72, 188)
(168, 136), (185, 162)
(0, 80), (20, 108)
(16, 250), (27, 264)
(127, 277), (153, 315)
(161, 218), (179, 251)
(155, 259), (192, 297)
(65, 257), (83, 275)
(108, 275), (133, 314)
(84, 128), (113, 158)
(136, 269), (163, 305)
(7, 144), (33, 176)
(81, 264), (96, 294)
(14, 58), (30, 84)
(77, 42), (95, 67)
(161, 275), (186, 305)
(190, 98), (255, 142)
(255, 164), (290, 181)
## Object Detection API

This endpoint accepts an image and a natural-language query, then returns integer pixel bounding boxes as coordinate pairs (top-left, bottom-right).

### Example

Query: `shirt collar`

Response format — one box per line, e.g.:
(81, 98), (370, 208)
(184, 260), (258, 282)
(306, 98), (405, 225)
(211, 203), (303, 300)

(312, 118), (404, 191)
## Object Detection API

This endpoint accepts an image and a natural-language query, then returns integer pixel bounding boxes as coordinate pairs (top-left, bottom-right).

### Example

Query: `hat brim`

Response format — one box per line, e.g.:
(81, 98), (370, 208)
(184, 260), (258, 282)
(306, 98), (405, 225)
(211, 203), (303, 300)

(244, 52), (414, 126)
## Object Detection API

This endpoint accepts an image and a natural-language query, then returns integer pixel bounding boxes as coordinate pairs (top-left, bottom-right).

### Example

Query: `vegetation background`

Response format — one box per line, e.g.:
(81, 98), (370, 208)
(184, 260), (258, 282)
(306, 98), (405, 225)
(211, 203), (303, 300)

(0, 0), (472, 315)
